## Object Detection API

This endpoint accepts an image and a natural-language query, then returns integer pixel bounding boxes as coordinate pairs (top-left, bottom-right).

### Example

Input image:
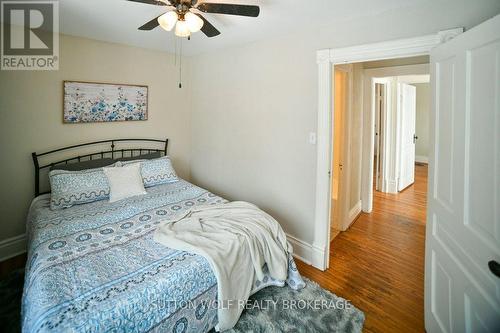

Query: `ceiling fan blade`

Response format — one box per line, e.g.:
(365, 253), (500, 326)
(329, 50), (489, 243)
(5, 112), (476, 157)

(196, 13), (221, 37)
(138, 14), (163, 30)
(127, 0), (166, 5)
(197, 3), (260, 17)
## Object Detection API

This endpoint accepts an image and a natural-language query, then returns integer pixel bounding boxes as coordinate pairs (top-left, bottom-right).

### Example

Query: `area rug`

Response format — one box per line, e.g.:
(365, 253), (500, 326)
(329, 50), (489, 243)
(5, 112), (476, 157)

(0, 269), (24, 333)
(0, 271), (364, 333)
(224, 278), (365, 333)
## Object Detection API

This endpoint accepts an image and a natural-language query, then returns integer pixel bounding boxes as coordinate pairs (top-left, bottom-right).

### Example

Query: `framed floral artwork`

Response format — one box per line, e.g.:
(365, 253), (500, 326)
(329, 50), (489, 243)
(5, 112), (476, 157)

(63, 81), (148, 123)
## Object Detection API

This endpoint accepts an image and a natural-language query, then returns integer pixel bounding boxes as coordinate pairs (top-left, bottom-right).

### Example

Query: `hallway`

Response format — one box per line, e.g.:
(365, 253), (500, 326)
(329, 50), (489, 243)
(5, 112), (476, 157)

(297, 164), (428, 332)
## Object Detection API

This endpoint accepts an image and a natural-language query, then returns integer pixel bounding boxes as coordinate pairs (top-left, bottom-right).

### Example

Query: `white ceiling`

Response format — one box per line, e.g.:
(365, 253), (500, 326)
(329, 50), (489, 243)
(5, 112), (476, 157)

(53, 0), (421, 56)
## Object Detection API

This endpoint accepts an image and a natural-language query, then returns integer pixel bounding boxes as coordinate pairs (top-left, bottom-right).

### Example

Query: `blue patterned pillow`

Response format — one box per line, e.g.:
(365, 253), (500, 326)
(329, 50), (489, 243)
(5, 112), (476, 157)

(49, 168), (110, 210)
(140, 156), (179, 187)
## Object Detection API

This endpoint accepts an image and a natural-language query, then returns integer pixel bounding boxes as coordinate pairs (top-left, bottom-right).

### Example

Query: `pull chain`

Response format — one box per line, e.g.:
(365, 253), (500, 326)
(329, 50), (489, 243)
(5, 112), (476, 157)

(178, 37), (183, 88)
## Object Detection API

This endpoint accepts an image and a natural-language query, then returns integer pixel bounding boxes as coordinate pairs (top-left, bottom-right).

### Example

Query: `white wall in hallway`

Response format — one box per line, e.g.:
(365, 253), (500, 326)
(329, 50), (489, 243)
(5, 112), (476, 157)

(412, 83), (430, 163)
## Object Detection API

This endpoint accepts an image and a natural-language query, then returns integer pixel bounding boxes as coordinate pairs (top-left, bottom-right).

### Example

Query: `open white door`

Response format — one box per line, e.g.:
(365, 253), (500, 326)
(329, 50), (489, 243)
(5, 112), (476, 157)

(330, 64), (352, 232)
(425, 14), (500, 333)
(398, 83), (416, 191)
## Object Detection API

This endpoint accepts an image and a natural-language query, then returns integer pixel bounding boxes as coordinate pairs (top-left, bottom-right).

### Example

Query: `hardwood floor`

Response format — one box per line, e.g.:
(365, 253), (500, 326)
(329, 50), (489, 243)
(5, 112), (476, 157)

(297, 164), (428, 333)
(0, 253), (26, 280)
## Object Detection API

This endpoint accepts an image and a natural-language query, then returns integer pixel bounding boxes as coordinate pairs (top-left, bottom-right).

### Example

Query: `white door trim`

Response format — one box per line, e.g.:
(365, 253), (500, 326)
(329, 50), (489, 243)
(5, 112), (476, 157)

(312, 28), (463, 270)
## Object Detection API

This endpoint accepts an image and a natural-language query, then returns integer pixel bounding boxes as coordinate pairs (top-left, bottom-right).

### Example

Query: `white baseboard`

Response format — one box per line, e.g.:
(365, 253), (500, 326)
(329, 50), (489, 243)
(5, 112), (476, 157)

(384, 179), (398, 193)
(345, 201), (362, 230)
(415, 155), (429, 164)
(310, 244), (327, 270)
(286, 234), (312, 265)
(339, 201), (362, 231)
(0, 234), (27, 262)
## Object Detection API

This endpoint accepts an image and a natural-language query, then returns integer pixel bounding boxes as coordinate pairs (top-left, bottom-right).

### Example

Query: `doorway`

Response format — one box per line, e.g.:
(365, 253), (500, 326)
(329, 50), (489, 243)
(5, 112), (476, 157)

(312, 17), (500, 332)
(313, 28), (463, 271)
(323, 56), (432, 332)
(369, 73), (430, 196)
(328, 59), (430, 245)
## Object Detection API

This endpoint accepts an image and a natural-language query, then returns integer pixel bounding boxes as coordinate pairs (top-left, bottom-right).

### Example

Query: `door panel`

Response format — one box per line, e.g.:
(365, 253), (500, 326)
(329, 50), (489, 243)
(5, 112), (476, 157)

(464, 288), (500, 333)
(425, 14), (500, 333)
(431, 247), (453, 333)
(434, 57), (457, 209)
(466, 40), (500, 244)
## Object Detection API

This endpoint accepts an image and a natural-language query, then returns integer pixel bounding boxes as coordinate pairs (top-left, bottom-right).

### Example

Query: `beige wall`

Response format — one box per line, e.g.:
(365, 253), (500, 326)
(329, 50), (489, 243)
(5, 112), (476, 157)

(190, 1), (500, 244)
(0, 32), (192, 241)
(413, 83), (430, 159)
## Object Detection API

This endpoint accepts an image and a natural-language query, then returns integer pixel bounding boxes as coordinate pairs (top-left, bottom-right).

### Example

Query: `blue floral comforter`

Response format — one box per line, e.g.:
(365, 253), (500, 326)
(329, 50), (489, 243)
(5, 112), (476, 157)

(22, 180), (304, 333)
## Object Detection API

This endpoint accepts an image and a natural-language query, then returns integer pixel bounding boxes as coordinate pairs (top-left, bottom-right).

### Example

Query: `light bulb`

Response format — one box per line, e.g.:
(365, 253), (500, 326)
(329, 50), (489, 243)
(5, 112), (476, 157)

(158, 11), (178, 31)
(184, 12), (204, 32)
(175, 20), (191, 37)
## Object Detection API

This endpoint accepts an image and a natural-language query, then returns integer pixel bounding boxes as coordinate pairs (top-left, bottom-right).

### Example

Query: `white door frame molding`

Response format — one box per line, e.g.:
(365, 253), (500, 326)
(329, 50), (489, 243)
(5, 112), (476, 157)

(312, 28), (462, 270)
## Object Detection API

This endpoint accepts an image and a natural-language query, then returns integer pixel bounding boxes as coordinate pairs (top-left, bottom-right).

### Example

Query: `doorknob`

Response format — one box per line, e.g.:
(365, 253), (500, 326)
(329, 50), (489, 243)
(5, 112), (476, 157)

(413, 134), (418, 144)
(488, 260), (500, 278)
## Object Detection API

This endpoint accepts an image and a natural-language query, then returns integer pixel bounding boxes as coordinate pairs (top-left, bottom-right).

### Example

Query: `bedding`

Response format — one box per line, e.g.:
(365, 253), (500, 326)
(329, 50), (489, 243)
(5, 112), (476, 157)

(22, 179), (305, 333)
(154, 201), (294, 331)
(139, 156), (179, 187)
(48, 168), (110, 210)
(103, 163), (147, 202)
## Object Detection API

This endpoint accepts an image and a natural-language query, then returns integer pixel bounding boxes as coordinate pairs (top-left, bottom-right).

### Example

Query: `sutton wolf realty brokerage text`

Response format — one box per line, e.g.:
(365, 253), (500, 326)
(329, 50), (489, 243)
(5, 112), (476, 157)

(1, 0), (59, 70)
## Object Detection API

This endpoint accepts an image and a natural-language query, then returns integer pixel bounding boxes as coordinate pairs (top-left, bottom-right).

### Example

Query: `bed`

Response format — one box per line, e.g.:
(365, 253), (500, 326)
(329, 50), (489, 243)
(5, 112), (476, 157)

(22, 139), (304, 333)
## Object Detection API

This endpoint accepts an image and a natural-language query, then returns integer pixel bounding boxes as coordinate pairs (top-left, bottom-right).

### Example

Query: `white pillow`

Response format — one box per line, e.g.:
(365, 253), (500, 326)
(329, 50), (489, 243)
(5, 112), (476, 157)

(103, 163), (147, 203)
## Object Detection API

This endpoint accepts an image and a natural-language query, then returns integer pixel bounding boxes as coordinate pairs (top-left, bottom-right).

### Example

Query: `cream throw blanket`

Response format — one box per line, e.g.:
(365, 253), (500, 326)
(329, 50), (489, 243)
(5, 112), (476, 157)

(153, 201), (291, 331)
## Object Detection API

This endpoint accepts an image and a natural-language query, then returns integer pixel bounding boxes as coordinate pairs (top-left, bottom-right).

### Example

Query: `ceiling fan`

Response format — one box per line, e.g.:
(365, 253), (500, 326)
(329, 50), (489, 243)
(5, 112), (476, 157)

(127, 0), (260, 38)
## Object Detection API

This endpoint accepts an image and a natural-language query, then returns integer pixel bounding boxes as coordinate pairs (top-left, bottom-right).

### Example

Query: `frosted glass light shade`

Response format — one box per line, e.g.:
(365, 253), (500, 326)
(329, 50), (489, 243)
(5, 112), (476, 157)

(185, 12), (204, 32)
(158, 11), (178, 31)
(175, 20), (191, 37)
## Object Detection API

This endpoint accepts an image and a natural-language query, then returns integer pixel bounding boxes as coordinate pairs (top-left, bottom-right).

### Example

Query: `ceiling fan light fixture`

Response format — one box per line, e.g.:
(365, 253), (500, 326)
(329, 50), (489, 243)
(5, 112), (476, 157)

(184, 12), (204, 32)
(158, 11), (178, 31)
(175, 20), (191, 37)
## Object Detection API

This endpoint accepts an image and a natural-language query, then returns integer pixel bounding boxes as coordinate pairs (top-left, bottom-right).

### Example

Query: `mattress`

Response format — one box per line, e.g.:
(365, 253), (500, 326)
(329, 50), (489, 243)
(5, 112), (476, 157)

(22, 179), (304, 332)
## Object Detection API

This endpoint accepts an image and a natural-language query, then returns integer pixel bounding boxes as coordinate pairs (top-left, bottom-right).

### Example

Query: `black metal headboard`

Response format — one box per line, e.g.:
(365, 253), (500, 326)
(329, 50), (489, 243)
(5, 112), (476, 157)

(32, 138), (168, 197)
